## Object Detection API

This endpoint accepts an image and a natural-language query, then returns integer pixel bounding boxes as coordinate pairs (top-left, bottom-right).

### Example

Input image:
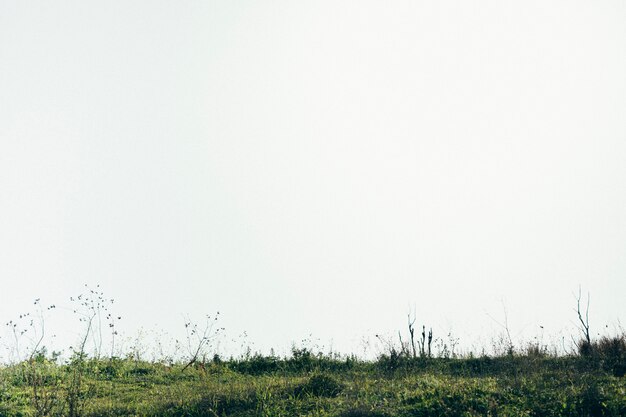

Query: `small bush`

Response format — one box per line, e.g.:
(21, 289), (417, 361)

(100, 358), (125, 379)
(459, 356), (494, 376)
(578, 339), (594, 357)
(294, 373), (344, 398)
(576, 379), (608, 416)
(229, 354), (280, 375)
(596, 335), (626, 377)
(376, 349), (408, 373)
(287, 347), (317, 372)
(578, 335), (626, 376)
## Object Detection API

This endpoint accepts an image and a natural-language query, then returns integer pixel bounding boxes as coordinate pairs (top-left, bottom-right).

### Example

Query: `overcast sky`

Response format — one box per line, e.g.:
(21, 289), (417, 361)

(1, 1), (625, 358)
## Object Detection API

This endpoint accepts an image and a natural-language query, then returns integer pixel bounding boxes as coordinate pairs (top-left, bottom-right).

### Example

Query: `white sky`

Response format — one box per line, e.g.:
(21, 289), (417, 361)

(1, 1), (625, 359)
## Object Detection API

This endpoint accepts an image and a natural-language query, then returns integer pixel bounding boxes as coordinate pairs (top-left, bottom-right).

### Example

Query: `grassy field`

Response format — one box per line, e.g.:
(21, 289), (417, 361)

(1, 291), (624, 416)
(1, 349), (625, 417)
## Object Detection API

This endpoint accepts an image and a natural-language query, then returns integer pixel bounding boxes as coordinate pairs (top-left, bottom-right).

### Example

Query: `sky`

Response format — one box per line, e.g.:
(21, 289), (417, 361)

(1, 0), (625, 360)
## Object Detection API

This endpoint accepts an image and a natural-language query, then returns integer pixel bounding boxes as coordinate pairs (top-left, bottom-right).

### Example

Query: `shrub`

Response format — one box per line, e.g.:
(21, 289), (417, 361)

(294, 373), (344, 398)
(578, 338), (594, 357)
(596, 335), (626, 377)
(575, 379), (608, 416)
(100, 357), (125, 379)
(288, 347), (316, 372)
(578, 334), (626, 376)
(376, 348), (408, 373)
(229, 354), (280, 375)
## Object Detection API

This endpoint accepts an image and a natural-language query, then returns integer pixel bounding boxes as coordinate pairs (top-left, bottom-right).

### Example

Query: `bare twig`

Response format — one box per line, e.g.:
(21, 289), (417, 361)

(575, 286), (591, 346)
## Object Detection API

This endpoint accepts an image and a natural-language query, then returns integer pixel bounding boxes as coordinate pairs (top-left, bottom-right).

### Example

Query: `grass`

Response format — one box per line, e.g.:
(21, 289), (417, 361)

(0, 351), (624, 417)
(2, 290), (623, 415)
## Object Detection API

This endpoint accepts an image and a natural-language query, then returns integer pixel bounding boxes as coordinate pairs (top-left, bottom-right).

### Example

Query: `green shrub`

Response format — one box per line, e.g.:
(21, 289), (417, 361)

(576, 379), (608, 417)
(578, 339), (594, 357)
(287, 347), (316, 372)
(578, 335), (626, 376)
(294, 373), (344, 398)
(230, 354), (280, 375)
(376, 349), (408, 373)
(596, 335), (626, 377)
(100, 358), (125, 379)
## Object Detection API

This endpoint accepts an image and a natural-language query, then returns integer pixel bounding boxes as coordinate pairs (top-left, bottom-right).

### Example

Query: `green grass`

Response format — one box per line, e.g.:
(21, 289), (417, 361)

(1, 353), (624, 417)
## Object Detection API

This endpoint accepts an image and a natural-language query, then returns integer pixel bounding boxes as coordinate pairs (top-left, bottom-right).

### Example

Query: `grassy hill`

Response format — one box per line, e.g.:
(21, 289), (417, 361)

(1, 348), (624, 417)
